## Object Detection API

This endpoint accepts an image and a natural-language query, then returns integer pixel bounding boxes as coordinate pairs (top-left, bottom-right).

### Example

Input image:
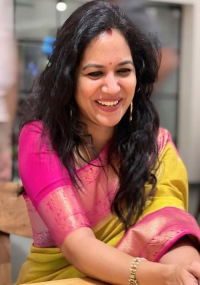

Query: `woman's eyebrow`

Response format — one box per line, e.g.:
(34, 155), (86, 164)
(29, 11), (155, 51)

(82, 60), (134, 71)
(118, 60), (134, 66)
(82, 64), (104, 71)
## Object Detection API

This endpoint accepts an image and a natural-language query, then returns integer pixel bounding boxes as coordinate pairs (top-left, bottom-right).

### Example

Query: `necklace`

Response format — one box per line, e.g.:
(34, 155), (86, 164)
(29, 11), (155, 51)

(83, 145), (92, 161)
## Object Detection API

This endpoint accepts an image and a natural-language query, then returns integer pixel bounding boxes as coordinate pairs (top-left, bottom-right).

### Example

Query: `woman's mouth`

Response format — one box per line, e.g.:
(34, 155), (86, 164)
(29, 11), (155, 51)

(96, 100), (120, 107)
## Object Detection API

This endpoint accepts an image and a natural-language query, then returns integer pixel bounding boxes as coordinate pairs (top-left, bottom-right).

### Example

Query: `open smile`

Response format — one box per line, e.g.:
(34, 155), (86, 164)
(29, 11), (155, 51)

(96, 99), (121, 107)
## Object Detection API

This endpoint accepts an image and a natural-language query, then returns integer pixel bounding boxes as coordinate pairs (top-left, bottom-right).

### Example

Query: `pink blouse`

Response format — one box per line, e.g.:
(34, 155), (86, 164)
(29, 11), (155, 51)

(18, 121), (119, 247)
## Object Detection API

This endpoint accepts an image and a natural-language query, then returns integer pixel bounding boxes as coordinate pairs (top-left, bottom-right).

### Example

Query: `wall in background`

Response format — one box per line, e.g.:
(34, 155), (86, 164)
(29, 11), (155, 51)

(151, 0), (200, 183)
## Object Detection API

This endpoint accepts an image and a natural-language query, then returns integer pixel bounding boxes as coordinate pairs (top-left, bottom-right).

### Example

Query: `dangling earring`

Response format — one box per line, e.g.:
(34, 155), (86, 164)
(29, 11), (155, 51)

(70, 107), (73, 118)
(129, 101), (133, 122)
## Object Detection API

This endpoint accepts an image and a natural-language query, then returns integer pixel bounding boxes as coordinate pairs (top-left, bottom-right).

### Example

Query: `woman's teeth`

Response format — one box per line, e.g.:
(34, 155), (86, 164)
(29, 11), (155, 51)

(97, 100), (119, 106)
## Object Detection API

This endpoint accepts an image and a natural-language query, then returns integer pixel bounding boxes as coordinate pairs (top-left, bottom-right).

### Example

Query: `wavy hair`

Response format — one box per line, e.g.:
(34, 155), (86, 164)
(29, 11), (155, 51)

(20, 0), (161, 230)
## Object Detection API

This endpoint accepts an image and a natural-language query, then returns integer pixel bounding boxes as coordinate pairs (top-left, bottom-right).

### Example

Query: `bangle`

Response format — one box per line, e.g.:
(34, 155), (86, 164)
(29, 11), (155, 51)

(128, 257), (146, 285)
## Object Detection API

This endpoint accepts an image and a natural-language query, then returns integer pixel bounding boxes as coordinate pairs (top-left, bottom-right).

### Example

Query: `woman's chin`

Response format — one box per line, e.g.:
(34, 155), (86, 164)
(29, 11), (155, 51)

(96, 118), (122, 128)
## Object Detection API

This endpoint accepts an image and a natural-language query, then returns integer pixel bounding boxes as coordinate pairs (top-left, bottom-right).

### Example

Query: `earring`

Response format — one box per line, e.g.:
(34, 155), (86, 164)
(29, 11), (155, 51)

(129, 101), (133, 122)
(70, 107), (73, 118)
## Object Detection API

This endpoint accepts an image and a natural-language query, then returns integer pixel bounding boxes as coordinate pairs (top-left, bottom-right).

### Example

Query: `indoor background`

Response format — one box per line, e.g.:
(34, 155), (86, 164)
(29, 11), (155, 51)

(10, 0), (200, 282)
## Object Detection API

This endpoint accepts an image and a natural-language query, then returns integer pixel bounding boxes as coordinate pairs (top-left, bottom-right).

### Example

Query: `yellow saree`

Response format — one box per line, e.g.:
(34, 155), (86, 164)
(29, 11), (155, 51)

(16, 130), (200, 284)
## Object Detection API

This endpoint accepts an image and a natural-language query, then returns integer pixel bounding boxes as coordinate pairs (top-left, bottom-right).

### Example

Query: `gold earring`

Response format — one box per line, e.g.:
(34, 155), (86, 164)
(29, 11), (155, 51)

(70, 108), (73, 118)
(129, 101), (133, 122)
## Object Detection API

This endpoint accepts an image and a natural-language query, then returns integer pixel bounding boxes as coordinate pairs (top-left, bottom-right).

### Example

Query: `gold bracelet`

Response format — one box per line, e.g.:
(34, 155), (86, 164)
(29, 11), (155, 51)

(128, 257), (146, 285)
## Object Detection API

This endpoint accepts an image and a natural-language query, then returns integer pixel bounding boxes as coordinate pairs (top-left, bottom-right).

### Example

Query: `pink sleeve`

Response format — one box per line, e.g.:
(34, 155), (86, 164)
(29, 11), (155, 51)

(18, 121), (90, 246)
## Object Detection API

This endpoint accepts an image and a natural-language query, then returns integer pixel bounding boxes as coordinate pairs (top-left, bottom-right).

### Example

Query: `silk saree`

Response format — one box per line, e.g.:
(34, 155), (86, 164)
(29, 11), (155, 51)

(16, 123), (200, 284)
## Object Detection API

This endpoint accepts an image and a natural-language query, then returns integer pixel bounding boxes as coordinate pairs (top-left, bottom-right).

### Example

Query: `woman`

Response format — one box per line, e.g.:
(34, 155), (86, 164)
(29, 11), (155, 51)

(17, 1), (200, 284)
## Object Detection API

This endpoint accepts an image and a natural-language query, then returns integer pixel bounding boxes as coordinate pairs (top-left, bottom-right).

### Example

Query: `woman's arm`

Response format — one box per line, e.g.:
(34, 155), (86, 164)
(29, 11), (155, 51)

(61, 227), (200, 285)
(61, 227), (163, 285)
(159, 237), (200, 264)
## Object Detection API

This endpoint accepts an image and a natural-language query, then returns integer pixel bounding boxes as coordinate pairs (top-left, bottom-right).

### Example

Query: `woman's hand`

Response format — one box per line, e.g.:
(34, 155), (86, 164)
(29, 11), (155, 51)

(135, 260), (200, 285)
(156, 237), (200, 284)
(170, 261), (200, 285)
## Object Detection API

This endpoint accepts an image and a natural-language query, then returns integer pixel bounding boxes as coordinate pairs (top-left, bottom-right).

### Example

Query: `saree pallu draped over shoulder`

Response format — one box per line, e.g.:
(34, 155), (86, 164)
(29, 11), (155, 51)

(16, 125), (200, 284)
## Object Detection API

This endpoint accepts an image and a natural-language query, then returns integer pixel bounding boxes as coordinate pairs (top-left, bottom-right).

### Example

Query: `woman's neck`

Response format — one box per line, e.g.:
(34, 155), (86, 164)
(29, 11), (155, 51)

(73, 130), (111, 170)
(87, 124), (113, 154)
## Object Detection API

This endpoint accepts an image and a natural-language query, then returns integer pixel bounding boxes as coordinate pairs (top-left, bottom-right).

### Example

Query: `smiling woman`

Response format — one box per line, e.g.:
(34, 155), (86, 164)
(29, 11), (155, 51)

(16, 1), (200, 285)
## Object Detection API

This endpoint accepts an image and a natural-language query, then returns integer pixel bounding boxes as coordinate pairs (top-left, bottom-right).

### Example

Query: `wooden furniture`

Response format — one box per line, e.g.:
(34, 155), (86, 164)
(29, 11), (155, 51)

(0, 182), (32, 285)
(22, 277), (107, 285)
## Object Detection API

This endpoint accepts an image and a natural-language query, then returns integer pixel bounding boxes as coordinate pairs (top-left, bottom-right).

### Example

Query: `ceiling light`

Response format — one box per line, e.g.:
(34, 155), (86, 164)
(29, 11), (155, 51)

(56, 1), (67, 11)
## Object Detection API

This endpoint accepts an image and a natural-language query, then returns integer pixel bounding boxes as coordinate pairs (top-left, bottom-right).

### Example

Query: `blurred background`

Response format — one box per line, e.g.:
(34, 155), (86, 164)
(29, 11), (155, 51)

(1, 0), (200, 282)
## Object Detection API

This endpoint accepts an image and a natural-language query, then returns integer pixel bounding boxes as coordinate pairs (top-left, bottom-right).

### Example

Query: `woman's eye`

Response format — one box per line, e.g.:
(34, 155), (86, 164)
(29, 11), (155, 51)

(87, 71), (103, 77)
(117, 68), (131, 75)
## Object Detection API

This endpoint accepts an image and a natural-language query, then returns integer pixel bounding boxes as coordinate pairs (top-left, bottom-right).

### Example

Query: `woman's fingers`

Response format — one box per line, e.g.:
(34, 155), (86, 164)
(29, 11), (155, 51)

(172, 262), (200, 285)
(187, 261), (200, 280)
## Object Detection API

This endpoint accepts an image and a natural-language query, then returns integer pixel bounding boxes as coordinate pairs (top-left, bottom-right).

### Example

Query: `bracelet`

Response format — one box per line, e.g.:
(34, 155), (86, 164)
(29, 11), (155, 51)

(128, 257), (146, 285)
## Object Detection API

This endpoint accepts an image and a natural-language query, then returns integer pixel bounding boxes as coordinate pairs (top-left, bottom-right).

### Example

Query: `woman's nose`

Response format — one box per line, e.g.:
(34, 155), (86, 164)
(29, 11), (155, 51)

(101, 73), (120, 94)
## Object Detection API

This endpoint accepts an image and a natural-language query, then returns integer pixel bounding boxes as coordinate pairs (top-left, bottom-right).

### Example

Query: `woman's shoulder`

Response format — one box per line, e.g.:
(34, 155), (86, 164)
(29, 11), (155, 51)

(19, 120), (50, 150)
(19, 120), (47, 141)
(157, 127), (172, 154)
(20, 120), (43, 134)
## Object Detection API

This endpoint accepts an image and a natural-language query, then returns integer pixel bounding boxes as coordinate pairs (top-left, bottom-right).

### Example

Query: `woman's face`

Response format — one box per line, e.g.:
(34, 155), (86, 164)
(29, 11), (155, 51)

(75, 29), (137, 133)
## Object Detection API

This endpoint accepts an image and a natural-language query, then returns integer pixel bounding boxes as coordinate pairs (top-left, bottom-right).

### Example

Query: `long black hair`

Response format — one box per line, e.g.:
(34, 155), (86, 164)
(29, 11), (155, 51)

(20, 0), (161, 230)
